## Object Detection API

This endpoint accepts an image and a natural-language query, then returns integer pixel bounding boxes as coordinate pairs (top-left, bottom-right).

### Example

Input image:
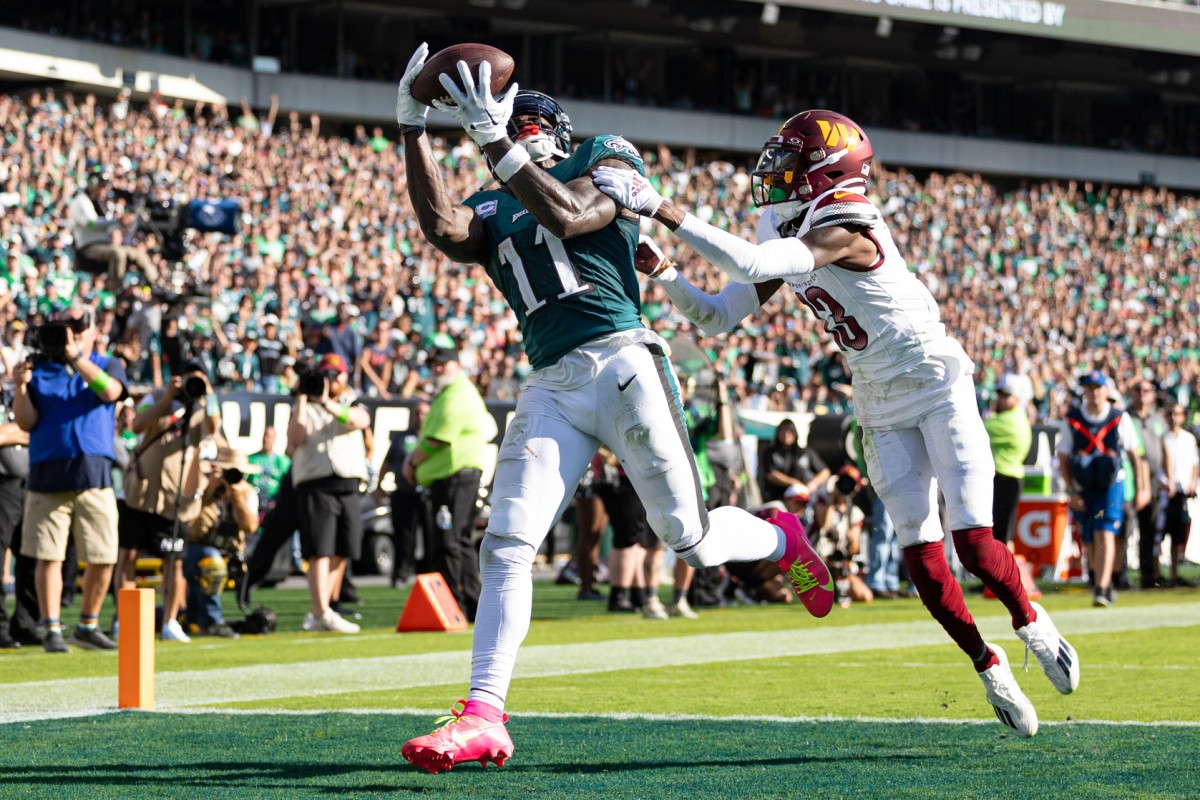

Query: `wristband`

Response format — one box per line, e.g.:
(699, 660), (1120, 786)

(400, 124), (425, 137)
(88, 372), (113, 396)
(334, 405), (351, 425)
(493, 146), (532, 183)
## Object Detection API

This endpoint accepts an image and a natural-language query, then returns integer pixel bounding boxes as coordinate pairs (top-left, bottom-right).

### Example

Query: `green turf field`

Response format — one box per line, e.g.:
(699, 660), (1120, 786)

(3, 582), (1198, 799)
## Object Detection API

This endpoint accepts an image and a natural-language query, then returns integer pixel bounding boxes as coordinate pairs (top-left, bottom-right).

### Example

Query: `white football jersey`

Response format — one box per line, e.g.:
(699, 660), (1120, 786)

(758, 189), (971, 389)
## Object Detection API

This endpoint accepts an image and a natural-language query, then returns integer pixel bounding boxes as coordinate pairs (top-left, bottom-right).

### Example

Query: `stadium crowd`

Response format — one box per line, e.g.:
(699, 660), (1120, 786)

(4, 9), (1200, 156)
(1, 89), (1198, 426)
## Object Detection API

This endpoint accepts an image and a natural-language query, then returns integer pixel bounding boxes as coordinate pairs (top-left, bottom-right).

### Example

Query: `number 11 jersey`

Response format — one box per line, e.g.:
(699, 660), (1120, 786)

(463, 136), (646, 370)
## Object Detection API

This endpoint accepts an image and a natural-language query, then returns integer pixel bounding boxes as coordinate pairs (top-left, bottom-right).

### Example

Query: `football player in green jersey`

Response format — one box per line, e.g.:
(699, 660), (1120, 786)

(395, 44), (834, 774)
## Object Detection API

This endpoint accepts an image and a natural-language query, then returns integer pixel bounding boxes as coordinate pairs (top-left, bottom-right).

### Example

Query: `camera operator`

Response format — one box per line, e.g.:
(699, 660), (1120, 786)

(184, 447), (261, 639)
(287, 353), (369, 634)
(116, 359), (220, 643)
(69, 172), (158, 284)
(12, 306), (126, 653)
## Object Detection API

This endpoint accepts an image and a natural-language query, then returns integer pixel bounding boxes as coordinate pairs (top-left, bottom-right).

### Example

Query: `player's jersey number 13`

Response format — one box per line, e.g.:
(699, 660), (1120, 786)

(497, 225), (594, 316)
(799, 285), (869, 351)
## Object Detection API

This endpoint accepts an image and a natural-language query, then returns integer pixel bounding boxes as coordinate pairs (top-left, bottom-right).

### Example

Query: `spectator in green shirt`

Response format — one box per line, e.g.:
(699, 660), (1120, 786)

(985, 374), (1033, 545)
(401, 346), (498, 620)
(248, 425), (291, 511)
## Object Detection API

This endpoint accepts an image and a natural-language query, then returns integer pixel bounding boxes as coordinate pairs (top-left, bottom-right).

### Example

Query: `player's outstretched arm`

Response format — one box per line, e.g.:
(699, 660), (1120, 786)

(636, 236), (780, 336)
(595, 166), (876, 282)
(403, 132), (488, 264)
(398, 45), (487, 265)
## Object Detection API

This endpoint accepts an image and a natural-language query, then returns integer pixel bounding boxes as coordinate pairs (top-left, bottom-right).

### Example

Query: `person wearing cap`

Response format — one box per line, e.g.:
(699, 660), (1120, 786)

(287, 351), (370, 634)
(401, 346), (497, 621)
(758, 418), (830, 505)
(183, 446), (261, 638)
(985, 375), (1034, 546)
(115, 358), (221, 643)
(12, 306), (127, 653)
(1056, 371), (1144, 607)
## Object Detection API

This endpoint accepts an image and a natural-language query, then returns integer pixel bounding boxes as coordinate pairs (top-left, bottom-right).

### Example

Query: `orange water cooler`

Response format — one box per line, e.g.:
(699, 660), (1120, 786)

(1013, 494), (1073, 580)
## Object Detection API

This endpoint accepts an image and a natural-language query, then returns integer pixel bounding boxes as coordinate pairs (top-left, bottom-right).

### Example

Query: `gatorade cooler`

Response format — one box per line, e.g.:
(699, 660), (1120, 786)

(1014, 494), (1071, 580)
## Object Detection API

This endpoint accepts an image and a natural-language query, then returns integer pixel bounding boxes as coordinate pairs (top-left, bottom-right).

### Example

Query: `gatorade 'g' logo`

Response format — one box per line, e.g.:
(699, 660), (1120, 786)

(816, 120), (861, 151)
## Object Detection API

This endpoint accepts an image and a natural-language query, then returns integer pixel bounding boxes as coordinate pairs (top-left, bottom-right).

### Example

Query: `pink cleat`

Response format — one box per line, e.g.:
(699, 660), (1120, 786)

(401, 700), (514, 774)
(757, 508), (835, 618)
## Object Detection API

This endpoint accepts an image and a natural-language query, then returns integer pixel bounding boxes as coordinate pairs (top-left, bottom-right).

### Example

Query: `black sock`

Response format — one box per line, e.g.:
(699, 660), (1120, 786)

(630, 586), (646, 609)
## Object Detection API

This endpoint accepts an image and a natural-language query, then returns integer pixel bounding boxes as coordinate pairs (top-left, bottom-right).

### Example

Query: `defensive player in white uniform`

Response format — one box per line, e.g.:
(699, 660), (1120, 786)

(394, 48), (835, 773)
(595, 110), (1081, 738)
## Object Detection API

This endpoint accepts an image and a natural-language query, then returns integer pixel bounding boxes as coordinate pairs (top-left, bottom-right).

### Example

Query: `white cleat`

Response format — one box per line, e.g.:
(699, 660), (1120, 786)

(161, 618), (191, 643)
(668, 597), (699, 619)
(979, 643), (1038, 737)
(642, 596), (669, 620)
(1016, 602), (1080, 695)
(314, 607), (361, 633)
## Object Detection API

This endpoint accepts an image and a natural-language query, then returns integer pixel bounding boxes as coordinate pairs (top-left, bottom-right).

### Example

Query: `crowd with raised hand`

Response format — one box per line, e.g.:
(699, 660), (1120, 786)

(0, 89), (1199, 427)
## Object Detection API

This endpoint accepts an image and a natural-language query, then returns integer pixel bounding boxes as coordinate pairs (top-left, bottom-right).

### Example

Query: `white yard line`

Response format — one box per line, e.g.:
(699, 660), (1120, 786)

(2, 602), (1198, 725)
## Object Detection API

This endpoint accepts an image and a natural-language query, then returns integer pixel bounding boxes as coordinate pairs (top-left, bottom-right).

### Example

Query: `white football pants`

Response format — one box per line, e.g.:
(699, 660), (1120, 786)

(860, 370), (995, 549)
(469, 329), (784, 708)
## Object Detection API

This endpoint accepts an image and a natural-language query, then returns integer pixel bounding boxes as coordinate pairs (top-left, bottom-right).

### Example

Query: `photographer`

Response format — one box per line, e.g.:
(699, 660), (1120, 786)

(812, 466), (874, 608)
(185, 447), (261, 638)
(116, 359), (220, 643)
(287, 353), (369, 634)
(12, 306), (125, 653)
(68, 172), (157, 283)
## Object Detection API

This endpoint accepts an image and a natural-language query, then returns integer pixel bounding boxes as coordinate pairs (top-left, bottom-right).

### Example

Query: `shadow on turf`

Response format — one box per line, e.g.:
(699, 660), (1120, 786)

(529, 752), (934, 773)
(1, 752), (934, 786)
(0, 763), (443, 794)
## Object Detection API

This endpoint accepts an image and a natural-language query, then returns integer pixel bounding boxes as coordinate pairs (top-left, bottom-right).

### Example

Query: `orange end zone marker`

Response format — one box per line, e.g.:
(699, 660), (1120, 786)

(118, 588), (155, 709)
(396, 573), (469, 632)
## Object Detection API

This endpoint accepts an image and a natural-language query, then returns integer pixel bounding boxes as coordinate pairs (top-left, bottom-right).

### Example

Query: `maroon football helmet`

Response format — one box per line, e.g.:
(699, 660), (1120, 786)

(752, 110), (874, 210)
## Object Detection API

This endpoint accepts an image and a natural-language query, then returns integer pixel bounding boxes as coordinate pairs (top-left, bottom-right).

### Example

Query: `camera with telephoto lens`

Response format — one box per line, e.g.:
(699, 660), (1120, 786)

(222, 467), (244, 485)
(28, 312), (93, 364)
(180, 374), (207, 403)
(295, 362), (336, 398)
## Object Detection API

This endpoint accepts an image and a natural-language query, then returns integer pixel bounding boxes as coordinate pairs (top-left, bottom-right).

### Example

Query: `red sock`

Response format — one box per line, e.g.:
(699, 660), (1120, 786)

(462, 698), (506, 723)
(903, 541), (996, 672)
(952, 527), (1036, 630)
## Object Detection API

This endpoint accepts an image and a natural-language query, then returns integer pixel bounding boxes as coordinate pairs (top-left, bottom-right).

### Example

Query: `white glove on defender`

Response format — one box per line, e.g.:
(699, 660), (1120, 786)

(396, 42), (430, 130)
(593, 165), (664, 217)
(432, 60), (518, 147)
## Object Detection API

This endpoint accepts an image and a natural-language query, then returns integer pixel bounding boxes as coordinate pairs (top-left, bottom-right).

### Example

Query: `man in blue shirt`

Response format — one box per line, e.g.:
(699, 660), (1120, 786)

(12, 307), (126, 653)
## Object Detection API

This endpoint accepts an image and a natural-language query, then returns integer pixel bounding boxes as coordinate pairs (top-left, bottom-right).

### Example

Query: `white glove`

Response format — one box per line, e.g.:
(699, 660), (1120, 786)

(396, 42), (430, 130)
(431, 60), (518, 147)
(593, 165), (664, 217)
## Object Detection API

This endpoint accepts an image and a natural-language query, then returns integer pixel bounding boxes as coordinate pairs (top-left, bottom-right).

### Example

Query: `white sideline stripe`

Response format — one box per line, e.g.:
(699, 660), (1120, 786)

(2, 602), (1198, 725)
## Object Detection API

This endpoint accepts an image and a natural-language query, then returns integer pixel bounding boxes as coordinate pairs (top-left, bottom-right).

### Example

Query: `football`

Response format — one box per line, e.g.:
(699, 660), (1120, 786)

(410, 43), (515, 107)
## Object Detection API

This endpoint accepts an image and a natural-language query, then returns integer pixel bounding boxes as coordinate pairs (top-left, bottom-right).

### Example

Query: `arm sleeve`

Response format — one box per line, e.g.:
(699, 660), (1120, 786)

(676, 213), (814, 284)
(653, 268), (761, 336)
